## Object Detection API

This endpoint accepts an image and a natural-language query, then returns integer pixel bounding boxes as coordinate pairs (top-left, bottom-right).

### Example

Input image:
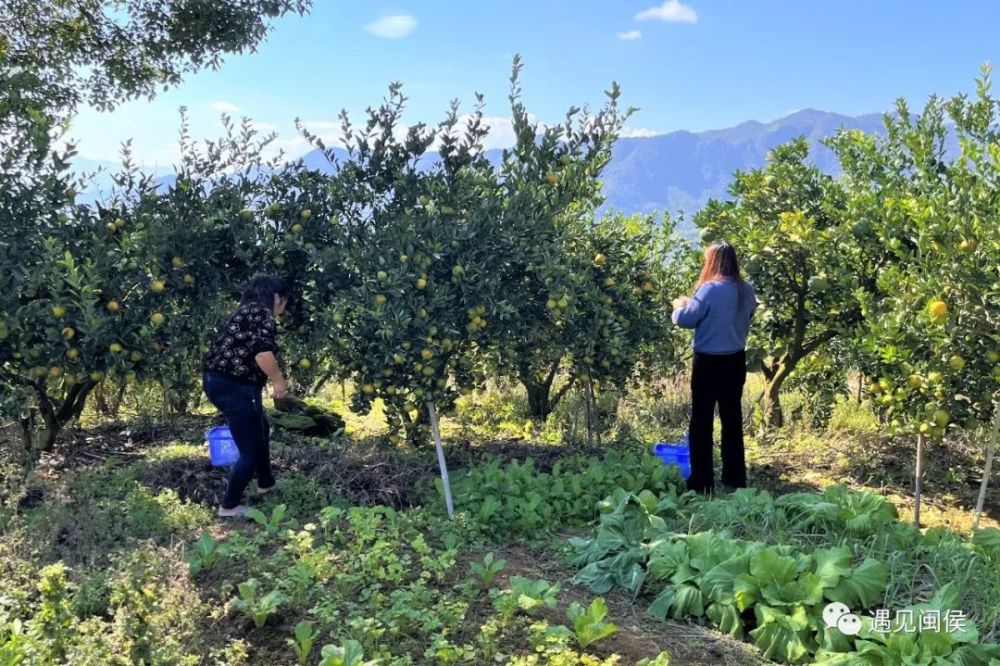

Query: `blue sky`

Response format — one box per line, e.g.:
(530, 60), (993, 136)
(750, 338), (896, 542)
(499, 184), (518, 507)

(71, 0), (1000, 165)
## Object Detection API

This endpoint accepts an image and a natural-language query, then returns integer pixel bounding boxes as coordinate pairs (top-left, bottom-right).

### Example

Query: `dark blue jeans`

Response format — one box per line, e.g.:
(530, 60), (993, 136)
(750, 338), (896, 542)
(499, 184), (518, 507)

(203, 371), (275, 509)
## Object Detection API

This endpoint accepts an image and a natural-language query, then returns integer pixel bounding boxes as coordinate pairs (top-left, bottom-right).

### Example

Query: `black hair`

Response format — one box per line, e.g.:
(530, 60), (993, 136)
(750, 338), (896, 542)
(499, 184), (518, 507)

(241, 275), (290, 311)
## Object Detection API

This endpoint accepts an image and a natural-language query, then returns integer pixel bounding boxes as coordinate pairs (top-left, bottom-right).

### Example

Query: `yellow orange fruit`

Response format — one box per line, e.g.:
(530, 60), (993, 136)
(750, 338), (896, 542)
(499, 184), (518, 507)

(927, 300), (947, 321)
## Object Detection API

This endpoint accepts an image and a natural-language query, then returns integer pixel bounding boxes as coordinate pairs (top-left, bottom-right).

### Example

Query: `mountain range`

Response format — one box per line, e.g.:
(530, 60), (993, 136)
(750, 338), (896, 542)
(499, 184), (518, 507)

(75, 109), (894, 233)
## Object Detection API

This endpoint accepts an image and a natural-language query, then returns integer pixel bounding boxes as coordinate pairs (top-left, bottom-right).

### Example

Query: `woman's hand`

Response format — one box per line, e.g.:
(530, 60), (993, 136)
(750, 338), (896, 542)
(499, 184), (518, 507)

(272, 377), (289, 400)
(672, 296), (690, 310)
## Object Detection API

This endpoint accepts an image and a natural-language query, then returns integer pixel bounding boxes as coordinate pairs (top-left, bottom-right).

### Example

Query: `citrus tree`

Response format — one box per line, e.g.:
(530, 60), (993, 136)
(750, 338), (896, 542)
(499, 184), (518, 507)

(694, 139), (876, 427)
(552, 212), (685, 441)
(318, 84), (498, 446)
(829, 68), (1000, 525)
(487, 58), (651, 422)
(94, 116), (315, 414)
(0, 197), (164, 459)
(0, 0), (313, 462)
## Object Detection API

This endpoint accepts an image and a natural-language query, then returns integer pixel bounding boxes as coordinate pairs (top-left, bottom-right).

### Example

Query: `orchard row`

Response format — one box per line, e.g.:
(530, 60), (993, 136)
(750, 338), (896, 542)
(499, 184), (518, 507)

(2, 66), (998, 462)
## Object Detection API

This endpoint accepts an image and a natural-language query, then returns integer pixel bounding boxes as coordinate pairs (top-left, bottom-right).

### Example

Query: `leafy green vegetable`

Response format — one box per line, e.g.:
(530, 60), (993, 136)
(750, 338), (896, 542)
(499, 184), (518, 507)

(566, 598), (618, 648)
(824, 558), (888, 609)
(469, 552), (507, 588)
(509, 576), (560, 613)
(749, 604), (813, 664)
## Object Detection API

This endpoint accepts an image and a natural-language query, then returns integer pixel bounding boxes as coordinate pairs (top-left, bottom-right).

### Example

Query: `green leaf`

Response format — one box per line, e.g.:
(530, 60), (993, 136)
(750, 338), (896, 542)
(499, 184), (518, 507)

(686, 531), (742, 572)
(648, 586), (676, 620)
(568, 598), (618, 648)
(700, 554), (752, 605)
(972, 527), (1000, 551)
(247, 508), (268, 526)
(733, 573), (761, 612)
(648, 583), (704, 620)
(674, 584), (706, 618)
(636, 652), (672, 666)
(825, 558), (887, 609)
(814, 546), (852, 589)
(750, 548), (800, 587)
(815, 620), (855, 654)
(749, 605), (813, 664)
(573, 561), (617, 595)
(706, 602), (744, 639)
(762, 572), (825, 607)
(647, 540), (693, 583)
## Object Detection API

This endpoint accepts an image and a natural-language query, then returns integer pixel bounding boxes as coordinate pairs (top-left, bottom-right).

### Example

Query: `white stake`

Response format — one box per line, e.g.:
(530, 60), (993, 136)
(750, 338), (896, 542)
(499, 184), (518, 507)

(427, 402), (454, 518)
(973, 404), (1000, 530)
(914, 433), (925, 528)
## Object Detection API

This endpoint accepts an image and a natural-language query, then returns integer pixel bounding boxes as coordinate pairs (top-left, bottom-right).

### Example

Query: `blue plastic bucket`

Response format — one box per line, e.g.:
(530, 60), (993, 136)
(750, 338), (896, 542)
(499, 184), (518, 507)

(206, 426), (240, 467)
(652, 441), (692, 479)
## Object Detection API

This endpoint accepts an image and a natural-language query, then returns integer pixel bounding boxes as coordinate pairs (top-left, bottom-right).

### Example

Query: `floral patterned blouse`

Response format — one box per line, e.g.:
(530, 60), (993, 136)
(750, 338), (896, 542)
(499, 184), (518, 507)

(203, 302), (278, 386)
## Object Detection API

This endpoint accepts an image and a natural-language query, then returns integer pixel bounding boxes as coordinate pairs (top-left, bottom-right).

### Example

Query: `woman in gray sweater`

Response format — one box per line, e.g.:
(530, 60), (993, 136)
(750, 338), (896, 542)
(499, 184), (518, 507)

(672, 241), (758, 495)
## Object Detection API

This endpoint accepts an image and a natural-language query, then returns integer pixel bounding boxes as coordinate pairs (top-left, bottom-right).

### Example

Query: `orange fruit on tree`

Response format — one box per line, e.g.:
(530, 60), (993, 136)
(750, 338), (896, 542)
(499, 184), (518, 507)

(927, 300), (947, 322)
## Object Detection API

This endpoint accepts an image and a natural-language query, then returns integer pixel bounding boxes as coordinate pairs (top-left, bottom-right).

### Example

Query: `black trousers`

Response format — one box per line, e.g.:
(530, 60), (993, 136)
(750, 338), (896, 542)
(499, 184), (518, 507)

(203, 371), (275, 509)
(686, 350), (747, 494)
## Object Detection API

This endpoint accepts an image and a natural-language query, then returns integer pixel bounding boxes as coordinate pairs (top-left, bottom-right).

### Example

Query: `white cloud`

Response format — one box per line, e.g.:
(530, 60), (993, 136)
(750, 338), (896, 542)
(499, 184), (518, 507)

(211, 101), (240, 113)
(635, 0), (698, 23)
(617, 30), (643, 41)
(365, 14), (418, 39)
(620, 127), (660, 138)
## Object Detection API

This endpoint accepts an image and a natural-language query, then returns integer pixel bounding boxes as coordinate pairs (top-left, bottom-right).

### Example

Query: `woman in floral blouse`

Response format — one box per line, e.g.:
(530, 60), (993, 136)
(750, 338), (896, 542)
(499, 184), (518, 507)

(203, 275), (290, 518)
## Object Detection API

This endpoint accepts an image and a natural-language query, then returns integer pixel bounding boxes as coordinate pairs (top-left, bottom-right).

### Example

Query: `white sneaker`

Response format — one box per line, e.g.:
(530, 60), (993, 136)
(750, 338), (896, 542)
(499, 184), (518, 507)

(257, 481), (278, 496)
(218, 505), (250, 518)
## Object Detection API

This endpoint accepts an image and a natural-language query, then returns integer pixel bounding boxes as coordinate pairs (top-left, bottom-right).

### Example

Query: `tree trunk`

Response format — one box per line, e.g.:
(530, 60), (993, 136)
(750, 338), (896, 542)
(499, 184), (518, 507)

(914, 433), (926, 528)
(519, 362), (567, 422)
(399, 404), (428, 447)
(763, 377), (785, 429)
(522, 377), (554, 421)
(31, 380), (96, 455)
